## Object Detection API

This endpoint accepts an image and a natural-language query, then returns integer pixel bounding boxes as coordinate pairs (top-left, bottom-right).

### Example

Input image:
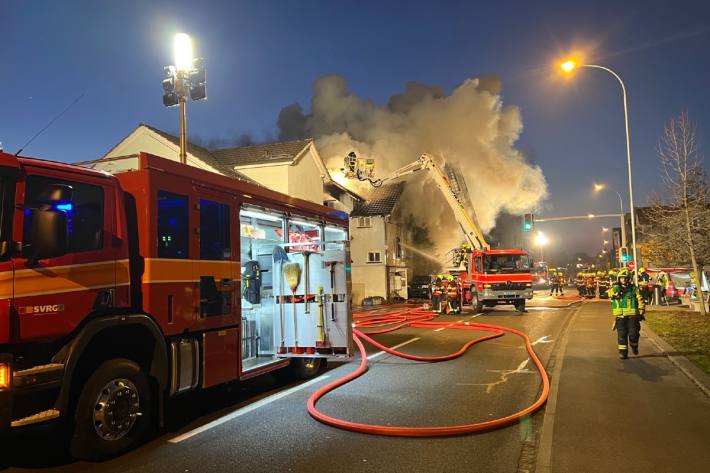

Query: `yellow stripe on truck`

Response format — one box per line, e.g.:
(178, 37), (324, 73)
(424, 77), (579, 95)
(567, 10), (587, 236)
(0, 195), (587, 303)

(142, 258), (240, 284)
(9, 260), (129, 299)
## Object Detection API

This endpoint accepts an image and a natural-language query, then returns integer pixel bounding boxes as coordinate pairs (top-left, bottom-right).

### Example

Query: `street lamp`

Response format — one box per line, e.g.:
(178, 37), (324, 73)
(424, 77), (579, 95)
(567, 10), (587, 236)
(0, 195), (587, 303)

(593, 182), (627, 259)
(561, 58), (639, 284)
(163, 33), (207, 164)
(534, 231), (549, 262)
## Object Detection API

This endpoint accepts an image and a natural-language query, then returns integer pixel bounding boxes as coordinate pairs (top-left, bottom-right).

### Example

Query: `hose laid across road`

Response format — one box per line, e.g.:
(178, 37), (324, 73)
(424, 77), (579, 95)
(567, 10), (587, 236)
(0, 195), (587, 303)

(307, 305), (550, 437)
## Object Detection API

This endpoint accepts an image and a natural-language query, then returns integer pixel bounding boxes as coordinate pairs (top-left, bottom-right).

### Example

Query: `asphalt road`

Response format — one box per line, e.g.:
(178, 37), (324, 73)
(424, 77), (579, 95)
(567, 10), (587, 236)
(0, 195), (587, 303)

(2, 298), (574, 473)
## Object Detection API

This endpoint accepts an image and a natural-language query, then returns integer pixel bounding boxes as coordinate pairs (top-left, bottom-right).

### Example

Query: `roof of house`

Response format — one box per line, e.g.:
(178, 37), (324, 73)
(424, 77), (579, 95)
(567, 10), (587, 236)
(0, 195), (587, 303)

(137, 123), (247, 180)
(350, 182), (405, 217)
(211, 138), (313, 167)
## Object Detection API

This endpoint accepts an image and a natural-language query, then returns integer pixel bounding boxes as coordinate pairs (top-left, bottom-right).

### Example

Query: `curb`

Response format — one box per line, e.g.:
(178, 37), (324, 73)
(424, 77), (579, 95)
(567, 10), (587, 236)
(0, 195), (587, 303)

(642, 323), (710, 398)
(533, 303), (583, 473)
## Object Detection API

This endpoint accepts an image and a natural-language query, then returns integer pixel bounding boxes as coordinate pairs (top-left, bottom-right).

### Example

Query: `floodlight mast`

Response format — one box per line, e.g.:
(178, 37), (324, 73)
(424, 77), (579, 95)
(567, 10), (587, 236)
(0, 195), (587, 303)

(345, 152), (489, 250)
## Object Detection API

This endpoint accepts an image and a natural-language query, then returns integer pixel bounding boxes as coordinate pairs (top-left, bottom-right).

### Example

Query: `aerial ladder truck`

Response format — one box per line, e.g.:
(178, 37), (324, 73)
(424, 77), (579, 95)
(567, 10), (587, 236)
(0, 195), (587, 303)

(344, 152), (533, 313)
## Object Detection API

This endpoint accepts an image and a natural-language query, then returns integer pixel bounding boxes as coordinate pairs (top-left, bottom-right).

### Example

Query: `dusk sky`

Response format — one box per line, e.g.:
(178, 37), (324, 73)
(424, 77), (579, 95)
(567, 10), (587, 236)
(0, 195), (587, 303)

(3, 0), (710, 258)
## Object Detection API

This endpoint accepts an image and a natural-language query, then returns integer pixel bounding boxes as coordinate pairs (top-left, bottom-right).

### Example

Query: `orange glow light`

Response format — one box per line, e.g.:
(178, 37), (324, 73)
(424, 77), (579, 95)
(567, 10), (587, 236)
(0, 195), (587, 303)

(0, 363), (10, 389)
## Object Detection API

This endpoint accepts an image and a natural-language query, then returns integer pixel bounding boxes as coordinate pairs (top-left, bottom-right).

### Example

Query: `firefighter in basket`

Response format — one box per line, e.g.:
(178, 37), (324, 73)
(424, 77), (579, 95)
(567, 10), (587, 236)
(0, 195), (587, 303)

(446, 274), (461, 314)
(431, 274), (444, 314)
(610, 268), (646, 359)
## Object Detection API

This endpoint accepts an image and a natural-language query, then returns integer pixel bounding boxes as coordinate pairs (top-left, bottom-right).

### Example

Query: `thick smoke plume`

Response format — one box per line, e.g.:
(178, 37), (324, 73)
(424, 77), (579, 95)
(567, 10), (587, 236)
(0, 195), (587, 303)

(278, 75), (547, 255)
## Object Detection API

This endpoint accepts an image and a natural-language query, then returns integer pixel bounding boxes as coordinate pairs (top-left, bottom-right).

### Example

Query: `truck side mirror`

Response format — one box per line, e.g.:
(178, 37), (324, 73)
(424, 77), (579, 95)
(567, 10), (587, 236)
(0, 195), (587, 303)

(26, 208), (68, 261)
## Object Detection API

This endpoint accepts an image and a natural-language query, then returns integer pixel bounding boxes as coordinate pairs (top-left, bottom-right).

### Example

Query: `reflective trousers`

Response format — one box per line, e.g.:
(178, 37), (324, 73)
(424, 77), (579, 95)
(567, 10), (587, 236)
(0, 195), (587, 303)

(616, 316), (641, 353)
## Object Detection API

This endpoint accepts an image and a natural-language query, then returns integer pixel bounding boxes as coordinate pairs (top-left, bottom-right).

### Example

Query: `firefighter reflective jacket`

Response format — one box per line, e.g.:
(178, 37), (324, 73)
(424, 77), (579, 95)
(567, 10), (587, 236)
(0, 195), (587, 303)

(609, 282), (645, 317)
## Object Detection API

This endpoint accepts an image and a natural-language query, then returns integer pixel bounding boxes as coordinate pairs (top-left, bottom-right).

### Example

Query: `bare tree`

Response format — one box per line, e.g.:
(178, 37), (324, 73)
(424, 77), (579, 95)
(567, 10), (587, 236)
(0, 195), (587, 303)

(647, 112), (710, 314)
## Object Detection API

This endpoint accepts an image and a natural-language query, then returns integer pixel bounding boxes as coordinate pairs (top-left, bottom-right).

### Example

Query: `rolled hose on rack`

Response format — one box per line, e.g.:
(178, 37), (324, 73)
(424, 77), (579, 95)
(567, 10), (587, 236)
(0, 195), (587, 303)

(306, 306), (550, 437)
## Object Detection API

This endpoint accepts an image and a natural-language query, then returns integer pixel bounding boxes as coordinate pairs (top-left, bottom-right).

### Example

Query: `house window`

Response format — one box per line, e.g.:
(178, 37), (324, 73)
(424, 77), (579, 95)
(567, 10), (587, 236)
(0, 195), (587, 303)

(368, 251), (381, 263)
(357, 216), (372, 228)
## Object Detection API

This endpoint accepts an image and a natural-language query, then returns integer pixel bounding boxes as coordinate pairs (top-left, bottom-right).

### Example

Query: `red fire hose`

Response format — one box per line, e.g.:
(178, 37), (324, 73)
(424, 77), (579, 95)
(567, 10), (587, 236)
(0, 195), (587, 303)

(306, 305), (550, 437)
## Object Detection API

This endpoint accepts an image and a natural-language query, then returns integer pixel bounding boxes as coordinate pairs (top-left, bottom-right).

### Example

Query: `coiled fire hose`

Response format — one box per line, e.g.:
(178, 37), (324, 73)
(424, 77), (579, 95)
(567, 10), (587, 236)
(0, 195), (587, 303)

(307, 305), (550, 436)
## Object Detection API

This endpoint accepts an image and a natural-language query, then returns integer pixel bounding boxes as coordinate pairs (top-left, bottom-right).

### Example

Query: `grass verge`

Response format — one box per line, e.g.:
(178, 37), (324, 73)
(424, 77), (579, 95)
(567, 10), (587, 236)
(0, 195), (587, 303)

(645, 310), (710, 375)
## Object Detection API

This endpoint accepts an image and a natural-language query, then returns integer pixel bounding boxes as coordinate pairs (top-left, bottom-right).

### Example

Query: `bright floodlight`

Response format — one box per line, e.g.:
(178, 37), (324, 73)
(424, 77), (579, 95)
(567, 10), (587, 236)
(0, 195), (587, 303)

(534, 232), (549, 246)
(588, 214), (595, 219)
(560, 60), (576, 73)
(174, 33), (193, 71)
(602, 227), (609, 232)
(593, 183), (606, 192)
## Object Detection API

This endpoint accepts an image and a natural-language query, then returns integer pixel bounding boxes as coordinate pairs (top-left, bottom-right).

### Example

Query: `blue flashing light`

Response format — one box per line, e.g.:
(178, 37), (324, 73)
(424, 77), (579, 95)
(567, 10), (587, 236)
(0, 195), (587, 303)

(169, 217), (176, 225)
(55, 203), (73, 212)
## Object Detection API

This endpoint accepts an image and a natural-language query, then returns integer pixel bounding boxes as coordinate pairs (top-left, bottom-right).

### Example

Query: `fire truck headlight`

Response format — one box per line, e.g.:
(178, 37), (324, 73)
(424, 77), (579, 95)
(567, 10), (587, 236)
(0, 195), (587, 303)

(0, 363), (10, 390)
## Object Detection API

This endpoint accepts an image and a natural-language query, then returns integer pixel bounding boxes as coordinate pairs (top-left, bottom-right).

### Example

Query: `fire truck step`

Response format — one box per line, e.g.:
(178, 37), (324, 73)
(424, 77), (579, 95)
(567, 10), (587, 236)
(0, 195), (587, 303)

(11, 409), (60, 427)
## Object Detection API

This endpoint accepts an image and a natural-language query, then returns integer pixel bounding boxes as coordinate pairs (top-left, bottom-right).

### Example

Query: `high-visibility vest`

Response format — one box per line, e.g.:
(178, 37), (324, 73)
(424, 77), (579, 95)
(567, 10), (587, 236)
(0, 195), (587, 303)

(609, 283), (645, 316)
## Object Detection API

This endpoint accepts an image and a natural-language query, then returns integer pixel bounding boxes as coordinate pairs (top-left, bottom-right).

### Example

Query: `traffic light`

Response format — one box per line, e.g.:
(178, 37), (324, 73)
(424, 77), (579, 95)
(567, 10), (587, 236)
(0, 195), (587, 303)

(523, 213), (534, 232)
(618, 247), (630, 262)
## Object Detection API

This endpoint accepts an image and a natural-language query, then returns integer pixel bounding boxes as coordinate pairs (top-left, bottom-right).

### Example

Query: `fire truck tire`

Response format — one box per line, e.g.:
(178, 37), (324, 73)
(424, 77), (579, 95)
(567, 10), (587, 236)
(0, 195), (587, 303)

(514, 300), (526, 312)
(472, 293), (484, 313)
(291, 357), (323, 379)
(69, 358), (154, 461)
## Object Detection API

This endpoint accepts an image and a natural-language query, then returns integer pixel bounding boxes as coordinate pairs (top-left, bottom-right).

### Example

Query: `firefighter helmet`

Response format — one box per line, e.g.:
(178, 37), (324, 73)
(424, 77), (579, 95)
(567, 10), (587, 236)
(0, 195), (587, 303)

(436, 274), (444, 281)
(639, 267), (646, 273)
(617, 268), (630, 281)
(447, 275), (455, 282)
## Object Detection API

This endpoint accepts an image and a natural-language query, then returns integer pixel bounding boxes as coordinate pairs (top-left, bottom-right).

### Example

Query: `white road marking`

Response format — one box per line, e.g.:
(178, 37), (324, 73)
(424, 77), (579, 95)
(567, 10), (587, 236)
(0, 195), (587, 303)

(470, 312), (484, 318)
(168, 374), (331, 443)
(367, 337), (420, 361)
(457, 358), (535, 393)
(532, 335), (554, 346)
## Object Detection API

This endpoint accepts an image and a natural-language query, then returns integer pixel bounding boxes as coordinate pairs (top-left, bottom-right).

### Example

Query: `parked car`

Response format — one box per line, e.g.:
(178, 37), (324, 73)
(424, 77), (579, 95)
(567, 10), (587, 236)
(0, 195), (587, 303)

(408, 275), (432, 299)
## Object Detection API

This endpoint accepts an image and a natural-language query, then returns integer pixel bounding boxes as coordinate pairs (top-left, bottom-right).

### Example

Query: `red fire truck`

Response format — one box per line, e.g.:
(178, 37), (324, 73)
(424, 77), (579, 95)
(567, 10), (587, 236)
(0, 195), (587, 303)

(344, 152), (533, 312)
(0, 151), (352, 459)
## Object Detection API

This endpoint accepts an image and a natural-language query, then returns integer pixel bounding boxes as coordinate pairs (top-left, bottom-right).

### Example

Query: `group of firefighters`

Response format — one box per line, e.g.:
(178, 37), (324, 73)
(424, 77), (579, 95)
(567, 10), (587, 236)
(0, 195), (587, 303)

(574, 267), (661, 303)
(430, 274), (461, 314)
(425, 265), (657, 360)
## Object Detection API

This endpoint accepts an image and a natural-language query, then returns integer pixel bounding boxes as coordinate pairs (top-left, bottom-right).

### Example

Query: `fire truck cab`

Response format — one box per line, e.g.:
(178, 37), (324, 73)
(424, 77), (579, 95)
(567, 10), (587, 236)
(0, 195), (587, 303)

(457, 248), (534, 312)
(0, 151), (352, 459)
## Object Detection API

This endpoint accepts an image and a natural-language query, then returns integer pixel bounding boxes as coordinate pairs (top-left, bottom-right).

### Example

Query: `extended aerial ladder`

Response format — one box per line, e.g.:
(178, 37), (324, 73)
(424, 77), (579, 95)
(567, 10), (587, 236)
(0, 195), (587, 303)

(344, 152), (489, 251)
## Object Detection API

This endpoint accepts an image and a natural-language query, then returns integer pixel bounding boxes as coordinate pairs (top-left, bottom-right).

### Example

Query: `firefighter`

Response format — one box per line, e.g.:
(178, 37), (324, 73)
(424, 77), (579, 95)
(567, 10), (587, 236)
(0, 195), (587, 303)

(585, 272), (596, 298)
(446, 274), (461, 314)
(576, 272), (586, 297)
(610, 268), (645, 359)
(431, 274), (444, 314)
(656, 270), (669, 303)
(550, 271), (565, 296)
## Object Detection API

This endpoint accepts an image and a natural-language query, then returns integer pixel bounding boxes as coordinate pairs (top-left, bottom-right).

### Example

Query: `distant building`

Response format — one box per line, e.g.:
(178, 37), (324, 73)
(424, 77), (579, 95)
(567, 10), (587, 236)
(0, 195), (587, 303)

(349, 183), (410, 304)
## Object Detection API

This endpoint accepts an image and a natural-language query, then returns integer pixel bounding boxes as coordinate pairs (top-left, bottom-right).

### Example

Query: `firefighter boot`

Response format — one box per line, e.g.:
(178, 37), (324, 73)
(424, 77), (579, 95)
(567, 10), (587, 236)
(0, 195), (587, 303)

(631, 343), (639, 355)
(618, 349), (628, 359)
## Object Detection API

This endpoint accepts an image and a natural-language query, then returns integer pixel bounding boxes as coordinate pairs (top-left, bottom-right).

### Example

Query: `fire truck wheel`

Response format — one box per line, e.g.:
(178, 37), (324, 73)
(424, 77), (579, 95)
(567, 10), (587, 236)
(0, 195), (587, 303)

(514, 300), (526, 312)
(69, 358), (154, 461)
(472, 293), (484, 313)
(291, 357), (323, 379)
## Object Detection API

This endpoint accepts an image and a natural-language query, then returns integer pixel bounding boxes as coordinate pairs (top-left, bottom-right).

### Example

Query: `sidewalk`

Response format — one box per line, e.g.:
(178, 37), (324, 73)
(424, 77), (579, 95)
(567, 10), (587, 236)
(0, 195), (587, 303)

(541, 301), (710, 473)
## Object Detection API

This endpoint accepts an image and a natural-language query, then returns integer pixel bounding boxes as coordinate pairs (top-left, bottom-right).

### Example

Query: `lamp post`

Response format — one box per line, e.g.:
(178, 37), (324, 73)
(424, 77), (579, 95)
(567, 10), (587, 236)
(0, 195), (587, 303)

(162, 33), (207, 164)
(561, 59), (639, 284)
(593, 183), (626, 261)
